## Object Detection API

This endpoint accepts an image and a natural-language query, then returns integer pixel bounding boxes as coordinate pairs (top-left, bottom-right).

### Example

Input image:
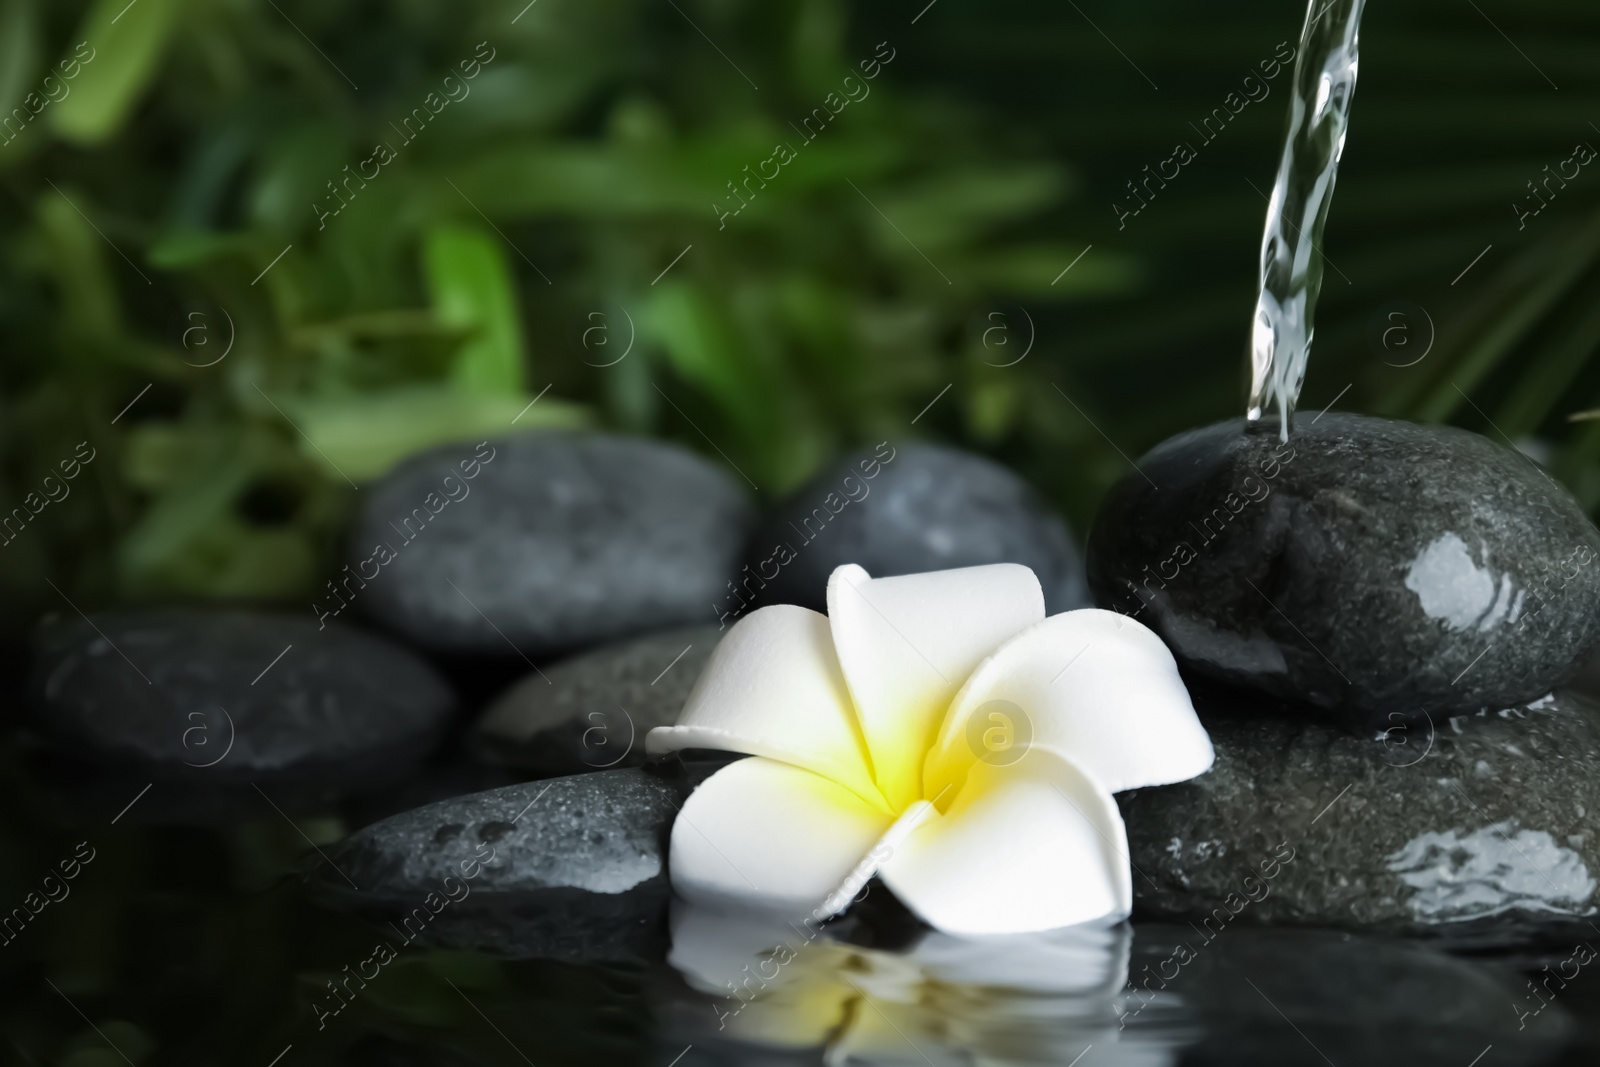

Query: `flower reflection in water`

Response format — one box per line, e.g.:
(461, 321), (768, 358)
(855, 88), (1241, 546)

(662, 900), (1187, 1066)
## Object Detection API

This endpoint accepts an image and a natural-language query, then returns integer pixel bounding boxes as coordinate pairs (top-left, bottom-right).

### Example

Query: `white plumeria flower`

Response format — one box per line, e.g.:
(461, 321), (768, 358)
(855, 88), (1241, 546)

(645, 562), (1214, 935)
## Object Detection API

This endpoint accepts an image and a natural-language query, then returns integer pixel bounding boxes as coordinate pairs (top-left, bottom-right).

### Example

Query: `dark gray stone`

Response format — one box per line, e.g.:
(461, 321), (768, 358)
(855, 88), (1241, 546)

(1087, 413), (1600, 722)
(30, 608), (452, 787)
(1570, 642), (1600, 702)
(347, 433), (755, 657)
(1121, 689), (1600, 943)
(747, 443), (1087, 616)
(470, 626), (720, 776)
(321, 768), (685, 961)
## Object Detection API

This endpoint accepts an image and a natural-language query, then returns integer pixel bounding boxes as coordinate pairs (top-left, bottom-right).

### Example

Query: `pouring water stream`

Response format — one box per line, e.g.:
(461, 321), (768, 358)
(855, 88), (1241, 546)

(1247, 0), (1367, 439)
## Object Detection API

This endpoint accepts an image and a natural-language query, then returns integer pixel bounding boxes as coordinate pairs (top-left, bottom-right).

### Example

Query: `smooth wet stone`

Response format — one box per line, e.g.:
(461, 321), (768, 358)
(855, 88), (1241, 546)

(747, 443), (1087, 616)
(1087, 413), (1600, 721)
(1121, 689), (1600, 943)
(1571, 642), (1600, 702)
(321, 769), (684, 961)
(348, 433), (755, 658)
(29, 608), (453, 789)
(470, 626), (720, 776)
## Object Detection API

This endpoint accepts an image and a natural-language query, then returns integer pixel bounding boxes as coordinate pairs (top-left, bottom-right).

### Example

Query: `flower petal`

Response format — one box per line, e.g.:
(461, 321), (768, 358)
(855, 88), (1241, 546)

(879, 749), (1132, 935)
(668, 756), (894, 914)
(924, 608), (1213, 801)
(646, 604), (885, 808)
(827, 563), (1044, 810)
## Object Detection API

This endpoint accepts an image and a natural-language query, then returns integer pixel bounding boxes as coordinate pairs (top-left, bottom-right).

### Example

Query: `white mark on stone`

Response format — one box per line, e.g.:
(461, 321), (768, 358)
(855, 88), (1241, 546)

(1386, 820), (1596, 922)
(1404, 532), (1524, 633)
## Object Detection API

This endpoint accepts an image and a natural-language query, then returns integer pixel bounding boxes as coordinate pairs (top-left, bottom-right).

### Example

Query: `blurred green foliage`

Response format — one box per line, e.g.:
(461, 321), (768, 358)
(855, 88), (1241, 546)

(0, 0), (1117, 621)
(2, 0), (1599, 628)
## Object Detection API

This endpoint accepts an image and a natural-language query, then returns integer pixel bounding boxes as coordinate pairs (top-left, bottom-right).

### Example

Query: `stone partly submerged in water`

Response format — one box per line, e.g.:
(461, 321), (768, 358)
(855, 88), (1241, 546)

(470, 626), (721, 776)
(747, 442), (1088, 616)
(318, 768), (685, 962)
(1087, 413), (1600, 722)
(29, 608), (453, 793)
(348, 433), (755, 659)
(1122, 687), (1600, 944)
